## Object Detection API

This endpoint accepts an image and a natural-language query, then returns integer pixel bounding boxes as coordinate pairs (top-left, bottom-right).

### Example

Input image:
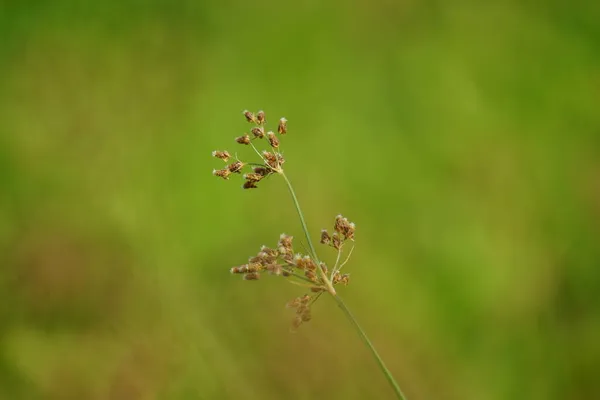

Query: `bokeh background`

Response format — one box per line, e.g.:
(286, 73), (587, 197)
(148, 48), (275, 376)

(1, 1), (599, 399)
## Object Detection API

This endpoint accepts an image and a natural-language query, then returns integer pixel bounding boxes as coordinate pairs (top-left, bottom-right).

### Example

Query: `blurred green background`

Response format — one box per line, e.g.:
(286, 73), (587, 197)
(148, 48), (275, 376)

(1, 0), (599, 399)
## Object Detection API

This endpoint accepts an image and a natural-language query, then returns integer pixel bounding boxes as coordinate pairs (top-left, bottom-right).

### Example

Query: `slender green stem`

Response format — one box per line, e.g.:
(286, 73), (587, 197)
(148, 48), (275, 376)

(280, 171), (319, 262)
(333, 294), (407, 400)
(280, 170), (407, 399)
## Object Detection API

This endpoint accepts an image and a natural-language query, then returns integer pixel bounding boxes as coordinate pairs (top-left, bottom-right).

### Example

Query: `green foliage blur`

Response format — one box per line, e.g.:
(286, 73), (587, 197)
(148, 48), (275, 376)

(1, 1), (599, 399)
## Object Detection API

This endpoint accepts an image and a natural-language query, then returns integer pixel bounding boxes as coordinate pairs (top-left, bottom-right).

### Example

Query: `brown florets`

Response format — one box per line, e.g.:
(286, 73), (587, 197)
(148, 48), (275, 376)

(243, 180), (258, 189)
(243, 173), (264, 182)
(244, 272), (260, 280)
(320, 229), (331, 245)
(278, 118), (287, 134)
(267, 131), (280, 148)
(256, 110), (266, 125)
(334, 215), (356, 240)
(228, 160), (245, 173)
(213, 168), (231, 180)
(236, 134), (251, 145)
(243, 110), (256, 123)
(212, 150), (231, 162)
(253, 166), (271, 176)
(251, 126), (265, 139)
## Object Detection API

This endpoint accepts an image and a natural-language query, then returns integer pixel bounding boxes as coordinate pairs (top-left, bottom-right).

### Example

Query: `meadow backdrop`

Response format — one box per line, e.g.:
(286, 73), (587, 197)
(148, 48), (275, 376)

(1, 1), (599, 399)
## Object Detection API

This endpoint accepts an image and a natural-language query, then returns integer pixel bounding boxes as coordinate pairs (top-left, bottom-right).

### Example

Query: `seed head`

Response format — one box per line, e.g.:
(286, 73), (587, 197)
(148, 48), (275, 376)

(267, 131), (280, 148)
(253, 166), (271, 176)
(278, 117), (287, 134)
(340, 273), (350, 286)
(320, 229), (331, 245)
(320, 263), (328, 275)
(332, 232), (342, 250)
(243, 110), (256, 123)
(256, 110), (266, 125)
(291, 315), (303, 330)
(243, 173), (264, 182)
(251, 127), (265, 139)
(244, 272), (260, 280)
(278, 233), (293, 250)
(305, 270), (317, 282)
(230, 265), (248, 274)
(235, 134), (251, 145)
(212, 150), (231, 162)
(243, 180), (258, 189)
(213, 168), (231, 180)
(228, 160), (245, 173)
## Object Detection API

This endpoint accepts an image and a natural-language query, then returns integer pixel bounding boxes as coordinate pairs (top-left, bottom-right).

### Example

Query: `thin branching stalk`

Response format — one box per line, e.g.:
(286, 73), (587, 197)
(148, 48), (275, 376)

(215, 110), (407, 399)
(280, 170), (407, 400)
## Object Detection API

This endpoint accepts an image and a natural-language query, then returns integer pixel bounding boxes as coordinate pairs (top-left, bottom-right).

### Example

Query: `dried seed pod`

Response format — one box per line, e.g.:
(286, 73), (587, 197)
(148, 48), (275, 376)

(345, 222), (356, 240)
(212, 150), (231, 162)
(300, 294), (311, 304)
(253, 166), (270, 176)
(243, 173), (264, 182)
(286, 297), (301, 308)
(305, 270), (317, 282)
(243, 272), (260, 280)
(291, 315), (303, 330)
(246, 262), (262, 273)
(267, 131), (280, 148)
(300, 308), (312, 321)
(320, 263), (328, 275)
(265, 263), (282, 275)
(332, 271), (341, 284)
(276, 153), (285, 166)
(235, 134), (251, 145)
(262, 151), (278, 168)
(340, 273), (350, 285)
(213, 168), (231, 180)
(228, 160), (245, 173)
(243, 180), (258, 189)
(334, 215), (346, 235)
(304, 256), (317, 271)
(320, 229), (331, 245)
(243, 110), (256, 123)
(310, 286), (325, 293)
(230, 265), (248, 274)
(256, 110), (266, 125)
(331, 232), (342, 250)
(260, 246), (278, 258)
(278, 117), (287, 134)
(251, 127), (265, 138)
(278, 234), (293, 249)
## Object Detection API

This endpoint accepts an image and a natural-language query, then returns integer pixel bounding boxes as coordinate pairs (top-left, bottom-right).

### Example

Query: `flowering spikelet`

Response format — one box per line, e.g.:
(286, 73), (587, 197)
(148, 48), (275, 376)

(228, 160), (245, 173)
(278, 117), (287, 134)
(212, 150), (231, 162)
(236, 134), (251, 145)
(213, 168), (231, 180)
(251, 126), (265, 139)
(320, 229), (331, 245)
(256, 110), (266, 125)
(243, 110), (256, 123)
(253, 166), (271, 176)
(244, 272), (260, 280)
(267, 131), (280, 148)
(243, 180), (258, 189)
(243, 173), (264, 182)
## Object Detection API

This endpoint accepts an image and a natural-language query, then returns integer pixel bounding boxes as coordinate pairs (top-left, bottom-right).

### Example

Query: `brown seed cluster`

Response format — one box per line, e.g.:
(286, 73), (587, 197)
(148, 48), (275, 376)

(228, 231), (353, 329)
(217, 109), (356, 331)
(286, 294), (312, 330)
(212, 110), (289, 189)
(320, 215), (356, 249)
